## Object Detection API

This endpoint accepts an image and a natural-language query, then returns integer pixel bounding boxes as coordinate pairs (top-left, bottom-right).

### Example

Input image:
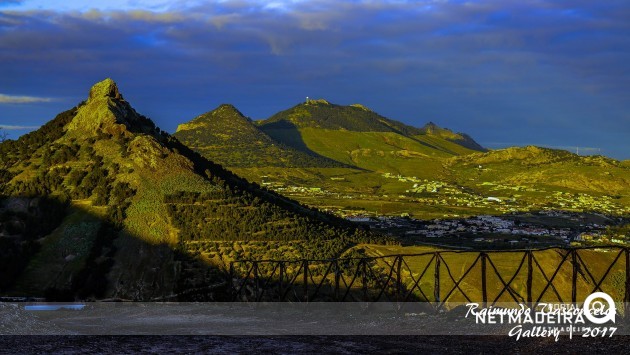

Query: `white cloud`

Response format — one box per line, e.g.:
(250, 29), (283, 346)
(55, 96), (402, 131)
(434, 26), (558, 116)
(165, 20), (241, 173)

(0, 93), (52, 104)
(0, 124), (40, 130)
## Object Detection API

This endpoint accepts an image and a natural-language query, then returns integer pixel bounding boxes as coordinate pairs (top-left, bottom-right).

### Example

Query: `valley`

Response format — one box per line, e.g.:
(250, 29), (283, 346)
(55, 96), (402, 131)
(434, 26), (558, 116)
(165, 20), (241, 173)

(176, 97), (629, 257)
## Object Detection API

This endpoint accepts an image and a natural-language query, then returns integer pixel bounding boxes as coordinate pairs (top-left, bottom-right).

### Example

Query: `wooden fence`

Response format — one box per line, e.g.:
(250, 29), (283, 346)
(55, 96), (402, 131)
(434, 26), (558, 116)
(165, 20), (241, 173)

(230, 246), (630, 311)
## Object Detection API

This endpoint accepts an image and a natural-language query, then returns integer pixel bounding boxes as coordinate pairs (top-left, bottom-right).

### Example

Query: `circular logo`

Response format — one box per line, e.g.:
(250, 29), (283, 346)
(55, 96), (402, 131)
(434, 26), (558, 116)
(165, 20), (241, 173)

(583, 292), (616, 325)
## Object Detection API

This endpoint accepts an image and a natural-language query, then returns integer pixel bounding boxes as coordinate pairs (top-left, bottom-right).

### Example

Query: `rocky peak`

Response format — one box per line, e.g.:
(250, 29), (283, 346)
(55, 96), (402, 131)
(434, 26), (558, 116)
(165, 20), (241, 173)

(88, 78), (123, 101)
(66, 78), (142, 137)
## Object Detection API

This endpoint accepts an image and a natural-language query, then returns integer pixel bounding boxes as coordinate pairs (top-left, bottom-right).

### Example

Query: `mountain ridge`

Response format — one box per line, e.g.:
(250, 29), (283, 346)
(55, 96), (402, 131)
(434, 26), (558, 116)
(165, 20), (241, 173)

(418, 122), (487, 152)
(0, 79), (379, 300)
(174, 104), (349, 168)
(258, 100), (425, 137)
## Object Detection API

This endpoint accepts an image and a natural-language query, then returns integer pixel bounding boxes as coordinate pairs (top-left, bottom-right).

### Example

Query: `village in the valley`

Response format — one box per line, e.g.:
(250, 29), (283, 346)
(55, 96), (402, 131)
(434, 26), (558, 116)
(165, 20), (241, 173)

(259, 173), (629, 249)
(346, 211), (623, 249)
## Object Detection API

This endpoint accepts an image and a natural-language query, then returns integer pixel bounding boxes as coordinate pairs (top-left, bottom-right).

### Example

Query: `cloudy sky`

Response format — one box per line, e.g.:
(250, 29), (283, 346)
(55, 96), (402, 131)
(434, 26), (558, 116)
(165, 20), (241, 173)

(0, 0), (628, 159)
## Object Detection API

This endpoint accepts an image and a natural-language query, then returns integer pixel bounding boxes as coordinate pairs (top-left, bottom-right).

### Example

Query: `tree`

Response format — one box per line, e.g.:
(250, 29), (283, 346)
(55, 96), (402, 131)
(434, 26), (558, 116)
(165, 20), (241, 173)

(0, 128), (8, 143)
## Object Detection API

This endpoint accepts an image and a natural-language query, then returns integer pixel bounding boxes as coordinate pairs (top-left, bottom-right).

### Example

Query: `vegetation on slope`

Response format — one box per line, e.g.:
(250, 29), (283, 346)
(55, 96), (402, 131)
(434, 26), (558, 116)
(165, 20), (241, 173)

(252, 100), (483, 176)
(174, 104), (345, 168)
(260, 99), (423, 135)
(0, 79), (388, 300)
(176, 98), (628, 220)
(447, 146), (630, 195)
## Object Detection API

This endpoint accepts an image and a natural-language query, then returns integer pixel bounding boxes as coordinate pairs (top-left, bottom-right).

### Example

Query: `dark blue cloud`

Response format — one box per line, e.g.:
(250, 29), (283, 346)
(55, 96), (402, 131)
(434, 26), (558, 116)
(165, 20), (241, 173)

(0, 0), (628, 158)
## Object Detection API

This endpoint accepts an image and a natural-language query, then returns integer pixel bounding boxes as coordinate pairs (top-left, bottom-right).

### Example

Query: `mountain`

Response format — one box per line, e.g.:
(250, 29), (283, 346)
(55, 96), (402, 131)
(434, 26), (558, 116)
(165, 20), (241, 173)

(259, 99), (423, 136)
(0, 79), (379, 301)
(177, 99), (628, 221)
(173, 99), (486, 175)
(254, 99), (484, 176)
(174, 99), (491, 218)
(174, 104), (344, 168)
(258, 99), (485, 154)
(418, 122), (487, 152)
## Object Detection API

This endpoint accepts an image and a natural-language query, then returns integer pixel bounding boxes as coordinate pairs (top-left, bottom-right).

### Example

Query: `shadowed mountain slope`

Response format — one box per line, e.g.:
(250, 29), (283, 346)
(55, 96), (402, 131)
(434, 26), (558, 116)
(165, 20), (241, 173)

(247, 100), (483, 176)
(259, 99), (423, 135)
(177, 98), (628, 220)
(174, 104), (346, 168)
(0, 79), (380, 300)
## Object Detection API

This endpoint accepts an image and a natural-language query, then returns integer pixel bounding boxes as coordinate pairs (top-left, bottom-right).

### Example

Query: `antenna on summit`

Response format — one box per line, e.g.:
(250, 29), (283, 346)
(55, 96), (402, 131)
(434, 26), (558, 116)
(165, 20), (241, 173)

(306, 96), (310, 103)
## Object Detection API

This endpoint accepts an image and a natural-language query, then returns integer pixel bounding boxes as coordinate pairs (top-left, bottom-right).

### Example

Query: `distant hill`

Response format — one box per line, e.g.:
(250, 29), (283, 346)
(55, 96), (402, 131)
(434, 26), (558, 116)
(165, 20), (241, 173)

(259, 99), (423, 136)
(0, 79), (379, 300)
(253, 100), (484, 176)
(174, 99), (487, 194)
(447, 146), (630, 195)
(174, 104), (345, 168)
(258, 99), (485, 153)
(173, 98), (628, 221)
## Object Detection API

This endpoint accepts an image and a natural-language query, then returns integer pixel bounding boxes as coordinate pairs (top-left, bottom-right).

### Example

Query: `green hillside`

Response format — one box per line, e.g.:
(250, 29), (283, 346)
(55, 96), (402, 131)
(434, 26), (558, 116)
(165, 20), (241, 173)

(173, 99), (493, 219)
(174, 104), (343, 168)
(260, 99), (423, 135)
(256, 100), (484, 175)
(173, 97), (629, 221)
(0, 79), (383, 301)
(262, 128), (449, 176)
(447, 146), (630, 199)
(256, 104), (628, 218)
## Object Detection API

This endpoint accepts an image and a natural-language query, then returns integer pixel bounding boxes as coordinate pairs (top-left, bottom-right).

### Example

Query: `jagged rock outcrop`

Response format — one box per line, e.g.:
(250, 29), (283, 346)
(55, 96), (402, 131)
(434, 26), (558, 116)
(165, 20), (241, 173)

(66, 78), (150, 137)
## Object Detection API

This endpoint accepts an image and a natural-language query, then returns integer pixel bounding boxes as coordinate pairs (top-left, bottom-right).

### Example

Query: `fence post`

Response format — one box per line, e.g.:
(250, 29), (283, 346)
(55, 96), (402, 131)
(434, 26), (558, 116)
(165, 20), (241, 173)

(279, 261), (284, 301)
(527, 251), (533, 306)
(572, 249), (578, 304)
(303, 260), (309, 302)
(481, 253), (487, 307)
(253, 261), (259, 302)
(229, 262), (235, 301)
(334, 260), (340, 301)
(434, 253), (441, 304)
(625, 248), (630, 319)
(362, 259), (368, 302)
(396, 256), (403, 303)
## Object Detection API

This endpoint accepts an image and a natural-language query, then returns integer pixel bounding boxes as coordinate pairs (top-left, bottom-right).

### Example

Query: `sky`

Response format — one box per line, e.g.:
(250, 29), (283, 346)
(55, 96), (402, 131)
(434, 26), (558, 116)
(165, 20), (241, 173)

(0, 0), (628, 159)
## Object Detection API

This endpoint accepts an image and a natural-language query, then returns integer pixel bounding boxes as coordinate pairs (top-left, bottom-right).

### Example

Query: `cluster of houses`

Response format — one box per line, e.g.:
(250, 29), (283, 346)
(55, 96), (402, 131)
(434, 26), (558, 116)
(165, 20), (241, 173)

(549, 191), (625, 215)
(383, 173), (629, 217)
(261, 179), (334, 197)
(381, 175), (516, 213)
(478, 181), (539, 192)
(343, 213), (594, 247)
(345, 210), (630, 249)
(401, 215), (572, 241)
(575, 227), (628, 245)
(260, 173), (628, 226)
(259, 173), (626, 248)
